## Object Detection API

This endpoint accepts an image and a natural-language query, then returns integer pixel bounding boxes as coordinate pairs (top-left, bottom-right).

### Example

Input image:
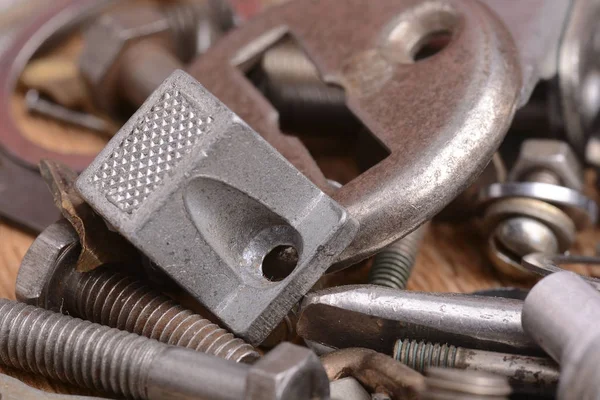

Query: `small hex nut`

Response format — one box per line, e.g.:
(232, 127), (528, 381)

(509, 139), (583, 190)
(245, 343), (330, 400)
(79, 5), (172, 114)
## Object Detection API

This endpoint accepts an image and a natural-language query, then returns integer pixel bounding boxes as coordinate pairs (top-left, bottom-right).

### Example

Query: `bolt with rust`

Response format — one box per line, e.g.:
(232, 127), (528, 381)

(368, 224), (427, 290)
(0, 299), (328, 400)
(394, 338), (558, 396)
(80, 0), (234, 116)
(16, 220), (259, 363)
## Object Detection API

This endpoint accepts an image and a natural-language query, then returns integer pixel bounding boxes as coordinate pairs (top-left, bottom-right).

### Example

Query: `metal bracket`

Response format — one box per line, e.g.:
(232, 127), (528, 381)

(76, 70), (358, 344)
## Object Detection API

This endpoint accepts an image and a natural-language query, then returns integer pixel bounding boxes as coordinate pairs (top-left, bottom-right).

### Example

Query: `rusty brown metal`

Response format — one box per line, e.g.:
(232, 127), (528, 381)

(321, 348), (425, 399)
(0, 0), (109, 172)
(39, 160), (138, 272)
(187, 0), (523, 267)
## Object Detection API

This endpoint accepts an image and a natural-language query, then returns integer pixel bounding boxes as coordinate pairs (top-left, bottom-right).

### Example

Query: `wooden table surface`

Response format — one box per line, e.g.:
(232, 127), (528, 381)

(3, 1), (600, 397)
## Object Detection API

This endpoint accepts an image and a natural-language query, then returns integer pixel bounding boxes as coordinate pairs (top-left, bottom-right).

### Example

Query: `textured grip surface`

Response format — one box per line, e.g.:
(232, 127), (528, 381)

(91, 90), (213, 213)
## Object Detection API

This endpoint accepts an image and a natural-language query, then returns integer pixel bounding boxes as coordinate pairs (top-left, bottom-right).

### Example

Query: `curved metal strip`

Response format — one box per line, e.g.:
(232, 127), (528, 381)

(187, 0), (522, 266)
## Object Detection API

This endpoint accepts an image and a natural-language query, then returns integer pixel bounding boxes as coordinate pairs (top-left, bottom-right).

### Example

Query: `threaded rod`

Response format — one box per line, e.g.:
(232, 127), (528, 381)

(66, 268), (259, 363)
(369, 225), (427, 289)
(0, 299), (163, 398)
(394, 338), (457, 372)
(393, 338), (559, 395)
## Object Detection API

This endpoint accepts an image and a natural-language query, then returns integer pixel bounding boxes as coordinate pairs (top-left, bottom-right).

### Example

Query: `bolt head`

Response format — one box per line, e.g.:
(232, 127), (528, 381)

(15, 220), (79, 309)
(246, 342), (330, 400)
(79, 5), (172, 114)
(509, 139), (583, 190)
(494, 217), (559, 257)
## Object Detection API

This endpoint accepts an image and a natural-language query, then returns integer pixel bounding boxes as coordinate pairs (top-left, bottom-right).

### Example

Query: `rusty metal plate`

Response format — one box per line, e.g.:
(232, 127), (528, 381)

(187, 0), (523, 267)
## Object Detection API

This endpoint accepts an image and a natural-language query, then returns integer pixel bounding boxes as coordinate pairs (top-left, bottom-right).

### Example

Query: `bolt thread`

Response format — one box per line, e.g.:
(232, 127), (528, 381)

(522, 169), (561, 186)
(162, 0), (226, 61)
(369, 225), (427, 289)
(69, 268), (259, 363)
(0, 299), (163, 399)
(393, 339), (458, 373)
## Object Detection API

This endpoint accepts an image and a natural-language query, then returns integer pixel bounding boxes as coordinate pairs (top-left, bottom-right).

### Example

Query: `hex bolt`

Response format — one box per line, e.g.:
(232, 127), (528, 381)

(16, 220), (259, 363)
(485, 139), (584, 279)
(80, 0), (233, 115)
(68, 267), (260, 363)
(522, 270), (600, 399)
(393, 338), (558, 396)
(368, 224), (427, 290)
(0, 299), (328, 400)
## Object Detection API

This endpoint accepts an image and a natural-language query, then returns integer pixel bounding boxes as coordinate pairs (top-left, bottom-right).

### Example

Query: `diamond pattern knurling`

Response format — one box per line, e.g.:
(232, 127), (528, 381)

(91, 90), (212, 213)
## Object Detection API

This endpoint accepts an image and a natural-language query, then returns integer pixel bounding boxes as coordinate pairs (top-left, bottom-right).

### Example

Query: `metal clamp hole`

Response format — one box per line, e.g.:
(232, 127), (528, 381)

(412, 30), (452, 61)
(382, 1), (458, 63)
(262, 245), (299, 282)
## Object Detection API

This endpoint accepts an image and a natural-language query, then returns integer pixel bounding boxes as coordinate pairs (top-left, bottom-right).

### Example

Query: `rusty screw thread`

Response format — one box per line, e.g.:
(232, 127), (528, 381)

(394, 338), (458, 372)
(161, 0), (232, 61)
(368, 225), (427, 289)
(393, 338), (559, 396)
(66, 268), (259, 363)
(0, 299), (162, 398)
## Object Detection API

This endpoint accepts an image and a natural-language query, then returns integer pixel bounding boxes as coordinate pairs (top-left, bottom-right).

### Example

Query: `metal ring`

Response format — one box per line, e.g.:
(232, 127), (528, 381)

(486, 235), (533, 278)
(483, 198), (576, 252)
(480, 182), (598, 229)
(0, 0), (115, 171)
(521, 253), (600, 290)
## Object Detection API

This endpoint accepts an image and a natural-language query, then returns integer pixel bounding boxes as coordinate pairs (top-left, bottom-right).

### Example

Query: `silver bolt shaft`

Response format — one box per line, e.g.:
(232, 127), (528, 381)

(25, 90), (112, 134)
(0, 299), (250, 400)
(522, 169), (561, 185)
(394, 338), (558, 396)
(65, 267), (259, 363)
(369, 225), (427, 289)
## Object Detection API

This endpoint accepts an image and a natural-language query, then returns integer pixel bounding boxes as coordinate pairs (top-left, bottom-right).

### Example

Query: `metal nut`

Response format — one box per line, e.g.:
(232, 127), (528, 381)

(509, 139), (583, 190)
(245, 342), (330, 400)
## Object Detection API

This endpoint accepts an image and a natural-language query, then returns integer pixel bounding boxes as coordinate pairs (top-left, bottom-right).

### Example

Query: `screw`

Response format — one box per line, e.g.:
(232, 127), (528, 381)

(368, 224), (427, 289)
(0, 299), (236, 399)
(68, 267), (260, 363)
(25, 90), (112, 134)
(0, 299), (327, 400)
(393, 338), (558, 396)
(17, 220), (259, 363)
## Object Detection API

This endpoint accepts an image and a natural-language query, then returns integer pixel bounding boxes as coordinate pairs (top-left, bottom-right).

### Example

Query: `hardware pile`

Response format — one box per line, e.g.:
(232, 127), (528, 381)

(1, 0), (600, 399)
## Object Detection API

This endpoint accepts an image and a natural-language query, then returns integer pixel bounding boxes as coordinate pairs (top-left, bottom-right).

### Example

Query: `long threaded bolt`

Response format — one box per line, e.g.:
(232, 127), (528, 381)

(368, 224), (427, 289)
(17, 220), (259, 364)
(393, 338), (558, 396)
(67, 267), (260, 363)
(0, 299), (326, 400)
(0, 299), (250, 399)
